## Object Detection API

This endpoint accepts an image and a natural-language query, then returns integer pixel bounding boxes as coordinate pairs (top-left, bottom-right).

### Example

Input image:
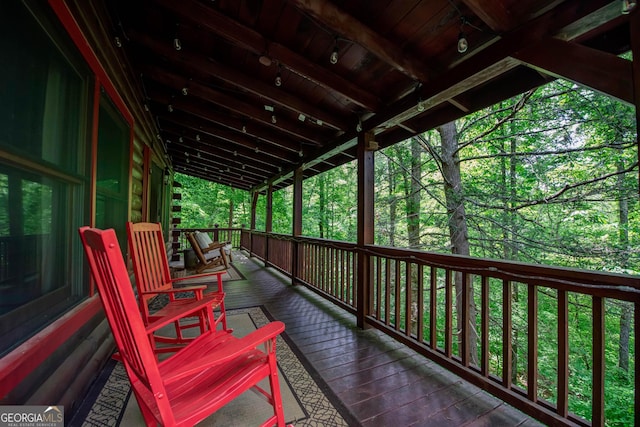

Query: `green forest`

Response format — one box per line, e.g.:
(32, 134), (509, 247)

(176, 78), (638, 425)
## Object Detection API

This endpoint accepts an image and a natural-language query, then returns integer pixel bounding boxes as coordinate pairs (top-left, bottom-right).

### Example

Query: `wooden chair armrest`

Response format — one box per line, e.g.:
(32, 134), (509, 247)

(171, 270), (226, 284)
(201, 242), (225, 254)
(144, 298), (218, 334)
(140, 284), (207, 295)
(162, 321), (285, 383)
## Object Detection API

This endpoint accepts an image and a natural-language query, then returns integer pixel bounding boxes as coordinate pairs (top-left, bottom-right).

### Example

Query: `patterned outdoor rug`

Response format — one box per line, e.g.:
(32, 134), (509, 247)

(70, 307), (349, 426)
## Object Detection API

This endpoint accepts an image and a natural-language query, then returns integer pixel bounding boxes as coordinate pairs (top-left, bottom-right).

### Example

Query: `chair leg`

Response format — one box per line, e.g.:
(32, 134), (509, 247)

(267, 352), (288, 427)
(220, 250), (230, 269)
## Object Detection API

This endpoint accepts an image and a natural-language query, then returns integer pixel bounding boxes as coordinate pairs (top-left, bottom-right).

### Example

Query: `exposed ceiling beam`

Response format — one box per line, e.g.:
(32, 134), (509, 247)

(159, 113), (302, 163)
(287, 0), (432, 83)
(154, 0), (382, 112)
(513, 37), (634, 105)
(128, 30), (350, 131)
(163, 128), (282, 177)
(140, 66), (325, 145)
(149, 94), (305, 153)
(365, 0), (612, 135)
(460, 0), (511, 33)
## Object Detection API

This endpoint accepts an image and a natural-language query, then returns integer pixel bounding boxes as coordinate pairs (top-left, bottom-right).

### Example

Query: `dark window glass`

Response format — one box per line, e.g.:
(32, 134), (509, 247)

(0, 1), (91, 356)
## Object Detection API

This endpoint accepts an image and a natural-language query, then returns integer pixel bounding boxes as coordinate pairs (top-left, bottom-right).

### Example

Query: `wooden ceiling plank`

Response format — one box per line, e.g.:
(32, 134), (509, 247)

(160, 113), (302, 163)
(129, 30), (349, 131)
(288, 0), (432, 82)
(461, 0), (516, 33)
(142, 66), (324, 145)
(155, 0), (381, 112)
(513, 38), (634, 105)
(164, 129), (285, 176)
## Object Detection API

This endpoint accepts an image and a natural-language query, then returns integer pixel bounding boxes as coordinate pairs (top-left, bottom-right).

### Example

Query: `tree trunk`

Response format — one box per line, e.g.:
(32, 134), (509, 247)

(387, 155), (397, 247)
(437, 122), (478, 365)
(407, 137), (421, 249)
(319, 174), (326, 238)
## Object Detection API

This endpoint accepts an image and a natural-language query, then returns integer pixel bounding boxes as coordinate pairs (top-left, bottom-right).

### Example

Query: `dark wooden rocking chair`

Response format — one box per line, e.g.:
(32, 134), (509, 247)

(79, 226), (291, 427)
(126, 222), (230, 353)
(186, 231), (229, 273)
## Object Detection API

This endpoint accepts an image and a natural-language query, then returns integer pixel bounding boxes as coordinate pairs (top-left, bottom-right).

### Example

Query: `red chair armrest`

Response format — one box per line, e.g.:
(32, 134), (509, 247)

(163, 321), (285, 383)
(141, 284), (207, 295)
(144, 298), (218, 334)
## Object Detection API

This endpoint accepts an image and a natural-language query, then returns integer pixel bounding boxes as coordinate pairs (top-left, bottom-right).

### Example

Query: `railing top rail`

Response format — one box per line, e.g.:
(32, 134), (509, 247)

(362, 244), (640, 301)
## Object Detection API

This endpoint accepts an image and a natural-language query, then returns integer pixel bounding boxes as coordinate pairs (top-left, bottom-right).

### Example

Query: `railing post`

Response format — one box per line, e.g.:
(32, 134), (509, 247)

(213, 224), (219, 242)
(356, 131), (375, 329)
(291, 167), (303, 285)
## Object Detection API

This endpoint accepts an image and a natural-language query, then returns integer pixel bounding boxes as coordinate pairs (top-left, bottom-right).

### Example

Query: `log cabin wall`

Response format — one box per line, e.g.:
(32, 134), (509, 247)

(0, 0), (170, 416)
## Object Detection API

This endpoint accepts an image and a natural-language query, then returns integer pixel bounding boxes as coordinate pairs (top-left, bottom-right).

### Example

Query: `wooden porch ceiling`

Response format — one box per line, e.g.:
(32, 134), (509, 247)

(103, 0), (633, 192)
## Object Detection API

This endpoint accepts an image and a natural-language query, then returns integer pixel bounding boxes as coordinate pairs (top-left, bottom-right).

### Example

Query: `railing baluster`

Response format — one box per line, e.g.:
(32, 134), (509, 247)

(593, 296), (604, 427)
(557, 289), (568, 417)
(481, 275), (489, 376)
(503, 279), (512, 388)
(385, 258), (391, 326)
(445, 269), (452, 357)
(461, 272), (469, 367)
(406, 262), (412, 337)
(340, 249), (345, 302)
(527, 284), (538, 402)
(375, 257), (382, 320)
(395, 260), (401, 331)
(417, 264), (424, 343)
(430, 267), (437, 349)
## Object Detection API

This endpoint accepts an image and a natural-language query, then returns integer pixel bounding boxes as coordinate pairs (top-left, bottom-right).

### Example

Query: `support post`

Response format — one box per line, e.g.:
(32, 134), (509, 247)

(357, 131), (375, 329)
(292, 167), (303, 285)
(250, 191), (259, 257)
(265, 183), (273, 266)
(632, 7), (640, 195)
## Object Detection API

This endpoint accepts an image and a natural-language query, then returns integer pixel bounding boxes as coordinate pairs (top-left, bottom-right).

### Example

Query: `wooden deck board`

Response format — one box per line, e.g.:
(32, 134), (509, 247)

(224, 252), (544, 427)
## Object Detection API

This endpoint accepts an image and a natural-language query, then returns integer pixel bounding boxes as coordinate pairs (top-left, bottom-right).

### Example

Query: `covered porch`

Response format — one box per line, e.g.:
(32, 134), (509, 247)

(0, 1), (638, 426)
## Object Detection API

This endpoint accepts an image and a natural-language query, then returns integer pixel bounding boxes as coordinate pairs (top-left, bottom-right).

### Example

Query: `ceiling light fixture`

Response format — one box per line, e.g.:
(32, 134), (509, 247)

(259, 52), (272, 66)
(178, 136), (183, 143)
(167, 104), (174, 112)
(114, 36), (122, 48)
(457, 17), (469, 53)
(330, 37), (339, 64)
(622, 0), (637, 13)
(173, 23), (182, 51)
(196, 134), (201, 141)
(275, 65), (282, 87)
(356, 119), (363, 133)
(181, 87), (188, 96)
(298, 113), (306, 122)
(173, 37), (182, 51)
(271, 114), (277, 124)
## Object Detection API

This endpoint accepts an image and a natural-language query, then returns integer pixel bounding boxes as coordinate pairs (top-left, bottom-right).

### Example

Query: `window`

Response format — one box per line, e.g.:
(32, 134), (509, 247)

(0, 1), (91, 355)
(95, 95), (130, 252)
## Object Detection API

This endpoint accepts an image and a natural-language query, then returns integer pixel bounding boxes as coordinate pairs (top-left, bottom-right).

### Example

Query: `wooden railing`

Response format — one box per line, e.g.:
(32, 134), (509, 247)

(239, 230), (640, 427)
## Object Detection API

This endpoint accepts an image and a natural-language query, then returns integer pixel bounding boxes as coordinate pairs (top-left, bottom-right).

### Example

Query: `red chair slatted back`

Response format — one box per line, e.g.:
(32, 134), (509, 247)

(126, 222), (174, 315)
(79, 227), (172, 421)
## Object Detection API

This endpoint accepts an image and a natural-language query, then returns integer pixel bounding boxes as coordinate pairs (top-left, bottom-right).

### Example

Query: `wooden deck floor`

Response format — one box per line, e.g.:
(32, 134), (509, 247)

(226, 252), (544, 427)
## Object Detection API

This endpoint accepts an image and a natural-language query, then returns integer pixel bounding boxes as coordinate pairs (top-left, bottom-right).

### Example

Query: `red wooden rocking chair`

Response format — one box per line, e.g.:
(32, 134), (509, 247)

(79, 226), (291, 427)
(126, 222), (229, 353)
